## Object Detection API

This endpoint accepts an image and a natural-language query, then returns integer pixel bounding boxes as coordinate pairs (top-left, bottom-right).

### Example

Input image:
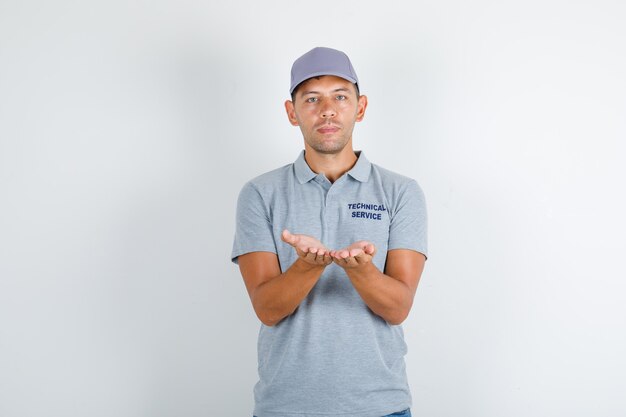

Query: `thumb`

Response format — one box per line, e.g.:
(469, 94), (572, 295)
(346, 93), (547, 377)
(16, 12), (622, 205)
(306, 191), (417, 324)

(281, 229), (298, 246)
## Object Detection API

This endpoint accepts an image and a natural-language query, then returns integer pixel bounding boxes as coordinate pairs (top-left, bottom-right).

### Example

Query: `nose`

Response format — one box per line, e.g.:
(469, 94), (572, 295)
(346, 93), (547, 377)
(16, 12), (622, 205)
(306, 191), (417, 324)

(320, 101), (336, 118)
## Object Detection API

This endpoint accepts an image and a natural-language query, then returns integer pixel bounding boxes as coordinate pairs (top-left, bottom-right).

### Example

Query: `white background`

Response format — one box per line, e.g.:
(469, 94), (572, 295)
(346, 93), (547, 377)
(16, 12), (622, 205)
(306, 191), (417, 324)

(1, 1), (625, 416)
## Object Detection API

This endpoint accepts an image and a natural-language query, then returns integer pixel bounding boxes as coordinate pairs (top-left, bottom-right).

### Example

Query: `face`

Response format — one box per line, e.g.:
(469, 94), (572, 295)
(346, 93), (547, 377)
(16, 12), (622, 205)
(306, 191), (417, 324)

(285, 75), (367, 155)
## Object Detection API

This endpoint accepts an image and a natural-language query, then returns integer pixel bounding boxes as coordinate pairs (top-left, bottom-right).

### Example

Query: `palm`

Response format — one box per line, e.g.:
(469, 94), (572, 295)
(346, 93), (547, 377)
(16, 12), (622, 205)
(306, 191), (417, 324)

(281, 229), (332, 266)
(333, 241), (376, 259)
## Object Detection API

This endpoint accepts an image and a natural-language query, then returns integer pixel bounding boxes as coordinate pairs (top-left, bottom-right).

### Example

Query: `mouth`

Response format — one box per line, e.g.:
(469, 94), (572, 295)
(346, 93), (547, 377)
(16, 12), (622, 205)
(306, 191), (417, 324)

(316, 125), (340, 134)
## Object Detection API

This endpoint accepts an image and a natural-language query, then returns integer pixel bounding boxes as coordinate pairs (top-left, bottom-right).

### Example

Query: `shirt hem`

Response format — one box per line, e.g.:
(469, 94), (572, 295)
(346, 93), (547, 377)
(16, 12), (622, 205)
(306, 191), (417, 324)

(253, 402), (410, 417)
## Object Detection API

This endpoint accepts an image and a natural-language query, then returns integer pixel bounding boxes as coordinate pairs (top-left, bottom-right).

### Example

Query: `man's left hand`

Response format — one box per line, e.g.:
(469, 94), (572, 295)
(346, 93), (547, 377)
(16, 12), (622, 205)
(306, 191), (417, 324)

(330, 241), (376, 269)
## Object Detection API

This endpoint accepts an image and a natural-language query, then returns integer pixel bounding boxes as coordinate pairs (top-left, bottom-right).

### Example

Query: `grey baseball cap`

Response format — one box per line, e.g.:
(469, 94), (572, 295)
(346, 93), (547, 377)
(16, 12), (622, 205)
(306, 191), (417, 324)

(289, 47), (359, 94)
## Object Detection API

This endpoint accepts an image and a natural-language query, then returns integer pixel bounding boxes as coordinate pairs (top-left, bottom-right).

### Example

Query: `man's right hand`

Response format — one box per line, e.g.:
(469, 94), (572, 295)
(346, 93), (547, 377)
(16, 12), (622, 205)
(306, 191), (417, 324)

(238, 230), (332, 326)
(281, 229), (333, 267)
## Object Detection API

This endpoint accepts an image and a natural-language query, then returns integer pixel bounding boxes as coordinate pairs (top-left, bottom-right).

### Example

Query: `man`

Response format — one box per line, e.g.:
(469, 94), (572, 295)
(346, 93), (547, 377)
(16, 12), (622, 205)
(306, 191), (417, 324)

(231, 47), (427, 417)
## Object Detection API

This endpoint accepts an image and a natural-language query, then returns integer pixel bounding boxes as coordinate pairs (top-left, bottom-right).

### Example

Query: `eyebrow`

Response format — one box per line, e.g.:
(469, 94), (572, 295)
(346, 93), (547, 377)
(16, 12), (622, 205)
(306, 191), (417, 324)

(301, 87), (352, 96)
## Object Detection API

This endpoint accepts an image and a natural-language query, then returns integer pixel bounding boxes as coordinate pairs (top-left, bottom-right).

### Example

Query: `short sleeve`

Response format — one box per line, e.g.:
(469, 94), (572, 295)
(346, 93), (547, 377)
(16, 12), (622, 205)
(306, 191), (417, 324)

(388, 180), (428, 259)
(231, 182), (278, 264)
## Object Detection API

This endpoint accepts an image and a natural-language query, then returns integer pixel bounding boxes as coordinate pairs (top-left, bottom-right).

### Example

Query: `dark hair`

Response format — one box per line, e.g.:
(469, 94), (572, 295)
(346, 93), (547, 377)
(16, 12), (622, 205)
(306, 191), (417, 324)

(291, 77), (360, 102)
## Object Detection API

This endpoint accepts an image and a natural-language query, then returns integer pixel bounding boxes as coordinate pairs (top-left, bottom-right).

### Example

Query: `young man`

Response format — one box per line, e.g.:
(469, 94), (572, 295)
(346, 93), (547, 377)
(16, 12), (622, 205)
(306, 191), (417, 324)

(232, 47), (428, 417)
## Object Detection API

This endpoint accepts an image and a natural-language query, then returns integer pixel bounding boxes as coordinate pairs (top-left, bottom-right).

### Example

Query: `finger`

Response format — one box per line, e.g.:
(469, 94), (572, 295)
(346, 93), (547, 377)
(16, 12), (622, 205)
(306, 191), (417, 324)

(344, 256), (359, 267)
(332, 257), (346, 266)
(354, 250), (371, 264)
(303, 250), (318, 263)
(364, 243), (375, 255)
(312, 250), (324, 263)
(349, 248), (362, 257)
(347, 241), (364, 251)
(295, 246), (309, 258)
(316, 251), (330, 264)
(350, 241), (374, 254)
(316, 252), (329, 264)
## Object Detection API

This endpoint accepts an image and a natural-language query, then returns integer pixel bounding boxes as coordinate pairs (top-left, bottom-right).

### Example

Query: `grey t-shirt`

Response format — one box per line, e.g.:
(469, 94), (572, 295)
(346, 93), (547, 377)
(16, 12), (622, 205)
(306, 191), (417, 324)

(232, 151), (428, 417)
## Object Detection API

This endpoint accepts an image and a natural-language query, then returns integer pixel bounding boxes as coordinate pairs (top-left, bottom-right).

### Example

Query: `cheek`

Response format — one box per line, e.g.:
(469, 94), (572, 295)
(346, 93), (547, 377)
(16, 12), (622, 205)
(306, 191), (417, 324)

(339, 102), (358, 113)
(300, 114), (319, 127)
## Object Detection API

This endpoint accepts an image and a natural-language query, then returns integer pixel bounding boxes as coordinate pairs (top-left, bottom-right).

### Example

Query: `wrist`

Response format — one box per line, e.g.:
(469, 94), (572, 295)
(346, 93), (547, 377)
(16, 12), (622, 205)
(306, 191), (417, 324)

(345, 261), (377, 280)
(293, 257), (327, 273)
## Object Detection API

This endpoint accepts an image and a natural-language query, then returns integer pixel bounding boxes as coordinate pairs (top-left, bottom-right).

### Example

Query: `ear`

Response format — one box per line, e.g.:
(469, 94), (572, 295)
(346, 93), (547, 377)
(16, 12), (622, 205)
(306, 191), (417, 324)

(284, 100), (299, 126)
(355, 95), (368, 122)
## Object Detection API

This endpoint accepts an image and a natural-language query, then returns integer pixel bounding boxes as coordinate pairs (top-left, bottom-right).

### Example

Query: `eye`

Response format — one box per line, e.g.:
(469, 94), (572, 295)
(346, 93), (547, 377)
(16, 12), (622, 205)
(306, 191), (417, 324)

(336, 95), (347, 101)
(306, 97), (318, 103)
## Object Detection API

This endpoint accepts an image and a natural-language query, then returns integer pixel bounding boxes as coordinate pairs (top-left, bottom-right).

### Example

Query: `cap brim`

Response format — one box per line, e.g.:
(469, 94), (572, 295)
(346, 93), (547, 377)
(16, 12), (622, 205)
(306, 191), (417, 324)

(290, 71), (358, 94)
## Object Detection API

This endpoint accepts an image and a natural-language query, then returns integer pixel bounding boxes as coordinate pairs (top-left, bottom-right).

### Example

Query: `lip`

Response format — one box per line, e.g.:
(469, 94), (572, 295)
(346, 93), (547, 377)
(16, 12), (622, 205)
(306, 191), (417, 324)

(317, 125), (340, 134)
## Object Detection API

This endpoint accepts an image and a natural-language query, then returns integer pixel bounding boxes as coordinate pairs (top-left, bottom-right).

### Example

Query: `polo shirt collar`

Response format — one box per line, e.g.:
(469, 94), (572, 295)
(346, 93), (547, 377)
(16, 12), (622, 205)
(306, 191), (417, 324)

(348, 151), (371, 182)
(294, 150), (317, 184)
(294, 150), (372, 184)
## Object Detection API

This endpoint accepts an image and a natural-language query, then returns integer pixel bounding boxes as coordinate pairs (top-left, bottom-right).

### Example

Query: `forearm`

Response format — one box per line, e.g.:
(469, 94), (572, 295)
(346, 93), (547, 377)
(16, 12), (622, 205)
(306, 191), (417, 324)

(345, 263), (414, 325)
(252, 258), (325, 326)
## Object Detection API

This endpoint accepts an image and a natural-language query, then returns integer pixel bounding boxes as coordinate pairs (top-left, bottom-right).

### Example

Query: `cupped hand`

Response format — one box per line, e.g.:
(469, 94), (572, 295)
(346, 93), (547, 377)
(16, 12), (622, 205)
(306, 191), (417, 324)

(281, 229), (333, 266)
(330, 241), (377, 269)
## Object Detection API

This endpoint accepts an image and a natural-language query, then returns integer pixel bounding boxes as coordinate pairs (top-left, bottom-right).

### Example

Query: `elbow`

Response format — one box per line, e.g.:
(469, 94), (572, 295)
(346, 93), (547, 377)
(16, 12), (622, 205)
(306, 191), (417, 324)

(259, 316), (279, 327)
(251, 294), (284, 326)
(255, 308), (285, 327)
(384, 309), (410, 326)
(385, 316), (406, 326)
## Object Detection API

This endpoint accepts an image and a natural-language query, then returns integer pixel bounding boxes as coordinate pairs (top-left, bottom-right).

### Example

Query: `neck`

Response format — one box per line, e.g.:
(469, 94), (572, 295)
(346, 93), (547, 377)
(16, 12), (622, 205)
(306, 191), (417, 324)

(304, 145), (358, 183)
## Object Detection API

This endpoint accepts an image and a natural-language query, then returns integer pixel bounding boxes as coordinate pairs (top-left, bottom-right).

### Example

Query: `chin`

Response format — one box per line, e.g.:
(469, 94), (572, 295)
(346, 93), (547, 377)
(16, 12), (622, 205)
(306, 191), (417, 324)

(308, 140), (349, 155)
(311, 145), (346, 155)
